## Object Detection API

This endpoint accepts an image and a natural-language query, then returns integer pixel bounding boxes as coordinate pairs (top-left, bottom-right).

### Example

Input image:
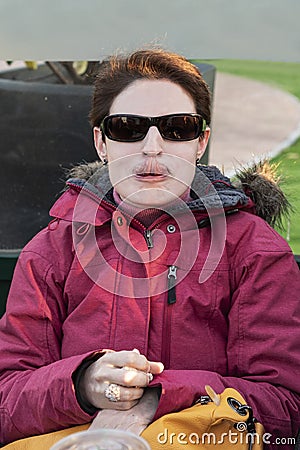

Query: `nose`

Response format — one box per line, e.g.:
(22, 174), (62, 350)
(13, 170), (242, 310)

(141, 126), (163, 156)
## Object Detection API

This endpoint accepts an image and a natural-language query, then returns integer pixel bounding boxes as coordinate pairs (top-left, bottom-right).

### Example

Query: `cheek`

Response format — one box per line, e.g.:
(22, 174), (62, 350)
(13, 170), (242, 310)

(170, 152), (197, 186)
(169, 142), (199, 157)
(107, 156), (139, 192)
(167, 145), (198, 169)
(174, 167), (196, 189)
(108, 164), (128, 188)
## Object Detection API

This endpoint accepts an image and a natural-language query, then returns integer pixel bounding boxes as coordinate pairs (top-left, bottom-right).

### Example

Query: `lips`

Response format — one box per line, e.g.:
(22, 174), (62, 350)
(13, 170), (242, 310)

(134, 160), (169, 179)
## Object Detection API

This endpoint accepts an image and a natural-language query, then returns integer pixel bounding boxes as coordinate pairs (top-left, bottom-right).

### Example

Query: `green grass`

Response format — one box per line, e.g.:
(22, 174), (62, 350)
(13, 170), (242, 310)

(195, 59), (300, 253)
(200, 59), (300, 99)
(271, 141), (300, 253)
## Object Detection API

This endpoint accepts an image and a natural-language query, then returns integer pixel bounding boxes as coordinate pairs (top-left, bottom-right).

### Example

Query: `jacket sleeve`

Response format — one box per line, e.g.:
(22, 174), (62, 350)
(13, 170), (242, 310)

(150, 249), (300, 447)
(0, 246), (98, 444)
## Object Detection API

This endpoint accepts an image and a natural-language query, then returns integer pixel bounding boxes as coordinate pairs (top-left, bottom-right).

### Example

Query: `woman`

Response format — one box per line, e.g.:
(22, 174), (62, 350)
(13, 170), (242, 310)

(0, 49), (300, 448)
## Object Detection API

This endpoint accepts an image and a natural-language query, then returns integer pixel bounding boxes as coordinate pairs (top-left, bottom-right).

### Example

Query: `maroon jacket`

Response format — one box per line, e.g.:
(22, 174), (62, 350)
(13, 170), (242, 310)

(0, 164), (300, 448)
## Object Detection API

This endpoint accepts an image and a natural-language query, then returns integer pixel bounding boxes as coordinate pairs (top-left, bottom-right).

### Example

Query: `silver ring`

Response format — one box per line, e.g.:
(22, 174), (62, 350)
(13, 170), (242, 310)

(104, 383), (121, 402)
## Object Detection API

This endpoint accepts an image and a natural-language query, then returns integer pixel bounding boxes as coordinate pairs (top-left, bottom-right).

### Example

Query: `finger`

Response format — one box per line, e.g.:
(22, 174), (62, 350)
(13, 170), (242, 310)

(149, 361), (164, 374)
(122, 367), (154, 386)
(110, 399), (140, 411)
(110, 367), (153, 387)
(93, 396), (141, 411)
(103, 384), (144, 403)
(84, 362), (143, 387)
(102, 350), (150, 372)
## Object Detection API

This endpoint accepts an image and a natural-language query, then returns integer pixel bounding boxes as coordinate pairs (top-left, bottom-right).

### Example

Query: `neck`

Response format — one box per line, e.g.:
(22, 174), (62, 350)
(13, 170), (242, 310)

(113, 189), (192, 227)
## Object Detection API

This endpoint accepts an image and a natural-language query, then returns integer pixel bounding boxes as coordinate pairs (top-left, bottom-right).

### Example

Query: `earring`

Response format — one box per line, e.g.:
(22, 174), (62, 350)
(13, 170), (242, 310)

(102, 158), (108, 166)
(196, 158), (201, 166)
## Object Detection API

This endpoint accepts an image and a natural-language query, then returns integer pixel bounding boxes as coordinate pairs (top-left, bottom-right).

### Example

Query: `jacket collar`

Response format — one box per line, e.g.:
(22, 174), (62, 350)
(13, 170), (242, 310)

(51, 159), (291, 229)
(66, 162), (250, 211)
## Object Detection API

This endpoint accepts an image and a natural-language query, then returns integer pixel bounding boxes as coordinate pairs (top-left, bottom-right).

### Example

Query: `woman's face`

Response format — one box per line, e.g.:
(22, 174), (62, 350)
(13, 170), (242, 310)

(94, 79), (210, 208)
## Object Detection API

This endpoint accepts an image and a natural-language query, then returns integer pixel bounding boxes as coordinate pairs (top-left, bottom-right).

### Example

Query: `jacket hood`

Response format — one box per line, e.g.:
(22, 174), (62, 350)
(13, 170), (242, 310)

(233, 160), (291, 230)
(59, 160), (290, 229)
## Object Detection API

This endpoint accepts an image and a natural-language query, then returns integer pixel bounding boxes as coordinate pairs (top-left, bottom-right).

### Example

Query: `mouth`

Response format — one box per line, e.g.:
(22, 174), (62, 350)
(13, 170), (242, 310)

(136, 172), (166, 177)
(135, 173), (168, 182)
(134, 160), (169, 181)
(135, 171), (169, 183)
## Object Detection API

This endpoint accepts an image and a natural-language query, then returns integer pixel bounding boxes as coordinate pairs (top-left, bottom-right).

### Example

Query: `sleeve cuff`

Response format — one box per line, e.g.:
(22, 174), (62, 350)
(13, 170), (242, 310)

(72, 352), (103, 415)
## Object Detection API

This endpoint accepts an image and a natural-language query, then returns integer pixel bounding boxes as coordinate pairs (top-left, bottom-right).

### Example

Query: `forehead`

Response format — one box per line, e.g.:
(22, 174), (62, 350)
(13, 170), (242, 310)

(109, 79), (196, 116)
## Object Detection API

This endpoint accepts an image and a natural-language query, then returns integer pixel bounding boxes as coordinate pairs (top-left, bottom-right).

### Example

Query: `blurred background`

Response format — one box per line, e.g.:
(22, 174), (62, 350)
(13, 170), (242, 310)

(0, 0), (299, 61)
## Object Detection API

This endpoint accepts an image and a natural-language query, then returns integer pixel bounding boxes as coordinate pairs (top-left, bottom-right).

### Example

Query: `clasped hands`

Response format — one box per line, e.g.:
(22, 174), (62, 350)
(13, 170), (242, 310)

(79, 349), (164, 435)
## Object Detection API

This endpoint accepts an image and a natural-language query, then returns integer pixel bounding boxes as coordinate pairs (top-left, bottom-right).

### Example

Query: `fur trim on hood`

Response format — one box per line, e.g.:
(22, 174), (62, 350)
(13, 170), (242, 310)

(233, 160), (291, 230)
(66, 160), (291, 230)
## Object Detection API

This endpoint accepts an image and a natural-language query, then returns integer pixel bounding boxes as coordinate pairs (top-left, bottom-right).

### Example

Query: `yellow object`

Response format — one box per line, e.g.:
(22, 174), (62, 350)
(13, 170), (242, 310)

(142, 386), (264, 449)
(72, 61), (88, 76)
(3, 387), (264, 449)
(24, 61), (38, 70)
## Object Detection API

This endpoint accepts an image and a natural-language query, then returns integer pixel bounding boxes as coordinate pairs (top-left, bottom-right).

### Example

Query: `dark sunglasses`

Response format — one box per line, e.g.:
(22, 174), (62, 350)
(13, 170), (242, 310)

(100, 113), (207, 142)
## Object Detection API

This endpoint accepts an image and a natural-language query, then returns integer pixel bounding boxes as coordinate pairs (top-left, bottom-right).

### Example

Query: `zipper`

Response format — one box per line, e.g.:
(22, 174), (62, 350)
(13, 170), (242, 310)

(144, 229), (154, 249)
(162, 265), (177, 368)
(68, 182), (169, 249)
(167, 265), (177, 304)
(195, 395), (213, 405)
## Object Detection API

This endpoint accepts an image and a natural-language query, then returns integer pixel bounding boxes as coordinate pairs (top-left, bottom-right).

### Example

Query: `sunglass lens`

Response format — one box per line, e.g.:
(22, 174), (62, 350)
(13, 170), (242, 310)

(160, 115), (201, 141)
(107, 116), (148, 142)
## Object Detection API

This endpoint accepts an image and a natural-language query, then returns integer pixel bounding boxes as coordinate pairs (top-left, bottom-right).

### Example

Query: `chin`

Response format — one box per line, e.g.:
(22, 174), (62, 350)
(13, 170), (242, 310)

(126, 189), (180, 209)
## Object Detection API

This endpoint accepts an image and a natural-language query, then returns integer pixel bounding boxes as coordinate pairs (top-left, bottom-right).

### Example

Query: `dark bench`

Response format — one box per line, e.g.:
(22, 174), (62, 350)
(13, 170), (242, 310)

(0, 252), (19, 318)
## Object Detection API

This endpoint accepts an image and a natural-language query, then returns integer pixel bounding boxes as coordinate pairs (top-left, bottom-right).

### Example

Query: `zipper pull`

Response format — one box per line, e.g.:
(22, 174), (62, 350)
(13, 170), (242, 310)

(144, 229), (153, 249)
(195, 395), (212, 405)
(167, 265), (177, 304)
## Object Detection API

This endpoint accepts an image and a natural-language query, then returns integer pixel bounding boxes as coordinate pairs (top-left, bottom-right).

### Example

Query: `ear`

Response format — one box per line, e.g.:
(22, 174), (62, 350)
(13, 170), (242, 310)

(196, 127), (211, 160)
(93, 127), (107, 162)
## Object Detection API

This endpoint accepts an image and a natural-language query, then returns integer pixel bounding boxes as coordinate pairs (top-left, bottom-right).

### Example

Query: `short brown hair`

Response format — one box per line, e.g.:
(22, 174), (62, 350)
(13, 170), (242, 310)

(89, 49), (211, 130)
